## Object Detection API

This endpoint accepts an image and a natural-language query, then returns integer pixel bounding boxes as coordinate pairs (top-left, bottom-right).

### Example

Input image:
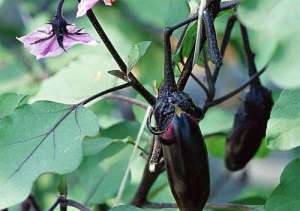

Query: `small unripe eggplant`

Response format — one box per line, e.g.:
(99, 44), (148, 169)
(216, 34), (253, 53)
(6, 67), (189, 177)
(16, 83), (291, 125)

(225, 84), (273, 171)
(160, 111), (210, 211)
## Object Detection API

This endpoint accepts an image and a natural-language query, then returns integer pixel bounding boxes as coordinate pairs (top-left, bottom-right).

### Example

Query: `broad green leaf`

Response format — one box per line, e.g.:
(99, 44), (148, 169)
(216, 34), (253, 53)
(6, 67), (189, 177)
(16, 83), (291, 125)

(83, 137), (113, 156)
(109, 205), (143, 211)
(121, 0), (189, 30)
(266, 36), (300, 89)
(267, 90), (300, 150)
(67, 140), (132, 205)
(31, 52), (123, 104)
(238, 0), (300, 88)
(0, 93), (27, 118)
(100, 121), (141, 140)
(200, 108), (234, 136)
(265, 159), (300, 211)
(238, 0), (300, 40)
(127, 41), (151, 74)
(0, 101), (99, 209)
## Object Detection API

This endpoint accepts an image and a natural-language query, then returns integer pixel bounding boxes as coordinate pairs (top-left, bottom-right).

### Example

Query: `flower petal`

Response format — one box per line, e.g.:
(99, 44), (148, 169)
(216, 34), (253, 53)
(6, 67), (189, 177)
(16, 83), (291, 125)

(17, 25), (52, 47)
(64, 25), (97, 47)
(17, 24), (96, 59)
(76, 0), (99, 17)
(103, 0), (115, 6)
(17, 24), (64, 59)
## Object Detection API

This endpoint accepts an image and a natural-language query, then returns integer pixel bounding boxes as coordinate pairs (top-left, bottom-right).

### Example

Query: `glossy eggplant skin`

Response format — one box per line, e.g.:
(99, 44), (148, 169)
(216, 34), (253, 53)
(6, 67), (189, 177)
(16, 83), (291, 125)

(161, 112), (210, 211)
(225, 84), (273, 171)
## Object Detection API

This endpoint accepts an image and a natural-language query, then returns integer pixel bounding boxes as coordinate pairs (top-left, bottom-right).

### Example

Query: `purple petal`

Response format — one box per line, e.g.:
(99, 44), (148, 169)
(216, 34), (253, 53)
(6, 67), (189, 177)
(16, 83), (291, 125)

(17, 25), (52, 47)
(63, 25), (97, 48)
(77, 0), (99, 17)
(17, 25), (64, 59)
(17, 24), (96, 59)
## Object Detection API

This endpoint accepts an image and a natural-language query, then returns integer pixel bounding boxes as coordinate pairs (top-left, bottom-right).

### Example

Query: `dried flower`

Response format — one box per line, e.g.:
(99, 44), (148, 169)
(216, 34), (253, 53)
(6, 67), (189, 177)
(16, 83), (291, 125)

(77, 0), (115, 17)
(17, 16), (96, 59)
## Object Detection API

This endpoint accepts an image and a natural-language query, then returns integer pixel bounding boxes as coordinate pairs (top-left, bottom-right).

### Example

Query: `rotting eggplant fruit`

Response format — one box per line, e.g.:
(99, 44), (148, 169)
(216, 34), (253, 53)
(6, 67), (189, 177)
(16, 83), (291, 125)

(225, 83), (273, 171)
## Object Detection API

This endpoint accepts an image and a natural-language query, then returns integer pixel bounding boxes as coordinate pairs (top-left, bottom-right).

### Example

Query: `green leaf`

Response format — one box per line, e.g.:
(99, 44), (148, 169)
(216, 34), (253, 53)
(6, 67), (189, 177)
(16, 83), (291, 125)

(200, 108), (234, 136)
(121, 0), (189, 30)
(238, 0), (300, 88)
(127, 41), (151, 74)
(265, 159), (300, 211)
(109, 205), (143, 211)
(82, 137), (113, 157)
(32, 52), (123, 104)
(0, 93), (27, 118)
(67, 140), (132, 205)
(267, 90), (300, 150)
(205, 135), (226, 157)
(0, 101), (99, 209)
(100, 121), (141, 140)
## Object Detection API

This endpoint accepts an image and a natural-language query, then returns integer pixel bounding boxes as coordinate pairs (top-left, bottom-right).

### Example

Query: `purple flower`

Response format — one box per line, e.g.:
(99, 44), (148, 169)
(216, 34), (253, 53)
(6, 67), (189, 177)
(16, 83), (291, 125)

(17, 16), (96, 59)
(77, 0), (115, 17)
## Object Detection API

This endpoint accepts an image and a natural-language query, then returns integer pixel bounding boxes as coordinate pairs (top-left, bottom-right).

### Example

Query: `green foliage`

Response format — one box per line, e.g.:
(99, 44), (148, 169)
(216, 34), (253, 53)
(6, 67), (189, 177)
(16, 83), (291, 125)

(32, 51), (123, 104)
(0, 101), (99, 209)
(127, 41), (152, 74)
(68, 139), (132, 205)
(265, 159), (300, 211)
(0, 93), (27, 118)
(110, 205), (143, 211)
(238, 0), (300, 88)
(267, 90), (300, 150)
(122, 0), (189, 30)
(1, 0), (300, 210)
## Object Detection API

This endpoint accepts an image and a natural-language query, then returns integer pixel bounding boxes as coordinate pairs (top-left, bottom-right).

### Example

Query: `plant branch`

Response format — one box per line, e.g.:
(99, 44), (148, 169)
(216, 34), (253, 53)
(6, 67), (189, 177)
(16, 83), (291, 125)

(205, 66), (266, 108)
(103, 94), (147, 109)
(29, 195), (41, 211)
(143, 201), (254, 211)
(56, 0), (65, 17)
(49, 196), (91, 211)
(80, 3), (155, 105)
(80, 83), (132, 106)
(131, 137), (164, 207)
(220, 0), (240, 11)
(240, 23), (261, 86)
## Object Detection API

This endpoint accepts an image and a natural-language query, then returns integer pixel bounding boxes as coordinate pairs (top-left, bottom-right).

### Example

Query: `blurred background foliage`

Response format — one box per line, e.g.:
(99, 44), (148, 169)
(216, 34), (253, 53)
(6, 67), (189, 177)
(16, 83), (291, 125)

(1, 0), (300, 210)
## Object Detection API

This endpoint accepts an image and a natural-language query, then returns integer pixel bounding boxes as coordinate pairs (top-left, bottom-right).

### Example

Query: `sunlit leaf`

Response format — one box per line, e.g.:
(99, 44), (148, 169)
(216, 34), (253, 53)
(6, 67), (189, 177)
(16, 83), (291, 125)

(32, 52), (123, 104)
(238, 0), (300, 88)
(267, 89), (300, 150)
(127, 41), (151, 74)
(200, 108), (234, 136)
